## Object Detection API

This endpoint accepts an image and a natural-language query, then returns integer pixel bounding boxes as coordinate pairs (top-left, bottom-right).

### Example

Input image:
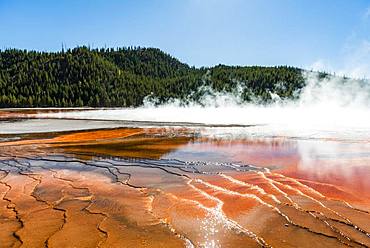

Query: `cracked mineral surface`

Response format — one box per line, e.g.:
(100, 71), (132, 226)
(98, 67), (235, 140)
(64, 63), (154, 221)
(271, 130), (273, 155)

(1, 110), (370, 248)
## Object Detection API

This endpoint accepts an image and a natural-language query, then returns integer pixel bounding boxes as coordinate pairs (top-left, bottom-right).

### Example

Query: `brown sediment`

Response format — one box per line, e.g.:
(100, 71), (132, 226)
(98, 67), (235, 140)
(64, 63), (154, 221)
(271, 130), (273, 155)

(1, 126), (370, 247)
(0, 110), (30, 119)
(0, 108), (96, 119)
(0, 171), (22, 247)
(57, 135), (193, 159)
(0, 171), (64, 247)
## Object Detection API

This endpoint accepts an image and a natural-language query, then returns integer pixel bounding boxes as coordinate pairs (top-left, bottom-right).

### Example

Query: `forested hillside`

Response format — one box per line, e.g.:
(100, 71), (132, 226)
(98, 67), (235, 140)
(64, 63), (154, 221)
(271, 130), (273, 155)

(0, 46), (306, 107)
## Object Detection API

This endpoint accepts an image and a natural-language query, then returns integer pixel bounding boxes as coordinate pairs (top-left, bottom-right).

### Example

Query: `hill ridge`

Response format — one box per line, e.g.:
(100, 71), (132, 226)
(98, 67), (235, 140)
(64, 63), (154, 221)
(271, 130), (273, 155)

(0, 46), (308, 107)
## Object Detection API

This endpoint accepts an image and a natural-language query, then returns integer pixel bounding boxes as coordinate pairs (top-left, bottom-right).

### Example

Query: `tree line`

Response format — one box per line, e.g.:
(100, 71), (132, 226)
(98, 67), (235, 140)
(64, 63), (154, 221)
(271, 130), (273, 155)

(0, 46), (307, 107)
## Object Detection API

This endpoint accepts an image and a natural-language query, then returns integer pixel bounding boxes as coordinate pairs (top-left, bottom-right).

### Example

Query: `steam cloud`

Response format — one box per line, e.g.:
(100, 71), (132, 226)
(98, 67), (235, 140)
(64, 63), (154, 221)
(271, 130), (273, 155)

(39, 72), (370, 141)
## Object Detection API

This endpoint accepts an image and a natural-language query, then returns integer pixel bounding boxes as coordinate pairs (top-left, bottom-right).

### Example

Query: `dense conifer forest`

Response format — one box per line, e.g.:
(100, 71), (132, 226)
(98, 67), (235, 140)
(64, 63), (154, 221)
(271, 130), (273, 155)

(0, 46), (307, 107)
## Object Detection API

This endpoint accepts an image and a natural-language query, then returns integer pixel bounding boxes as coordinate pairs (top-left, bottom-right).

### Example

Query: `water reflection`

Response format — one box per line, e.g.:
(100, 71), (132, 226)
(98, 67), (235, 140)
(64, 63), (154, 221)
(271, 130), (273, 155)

(163, 137), (370, 203)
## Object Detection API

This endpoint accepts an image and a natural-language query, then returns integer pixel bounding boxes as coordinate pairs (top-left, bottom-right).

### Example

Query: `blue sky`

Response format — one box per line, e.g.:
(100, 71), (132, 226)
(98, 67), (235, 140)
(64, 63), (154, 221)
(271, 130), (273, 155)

(0, 0), (369, 73)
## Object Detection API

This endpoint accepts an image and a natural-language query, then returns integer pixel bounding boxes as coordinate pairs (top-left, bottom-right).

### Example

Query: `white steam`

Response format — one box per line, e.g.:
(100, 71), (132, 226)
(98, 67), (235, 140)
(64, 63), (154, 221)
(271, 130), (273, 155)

(38, 72), (370, 141)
